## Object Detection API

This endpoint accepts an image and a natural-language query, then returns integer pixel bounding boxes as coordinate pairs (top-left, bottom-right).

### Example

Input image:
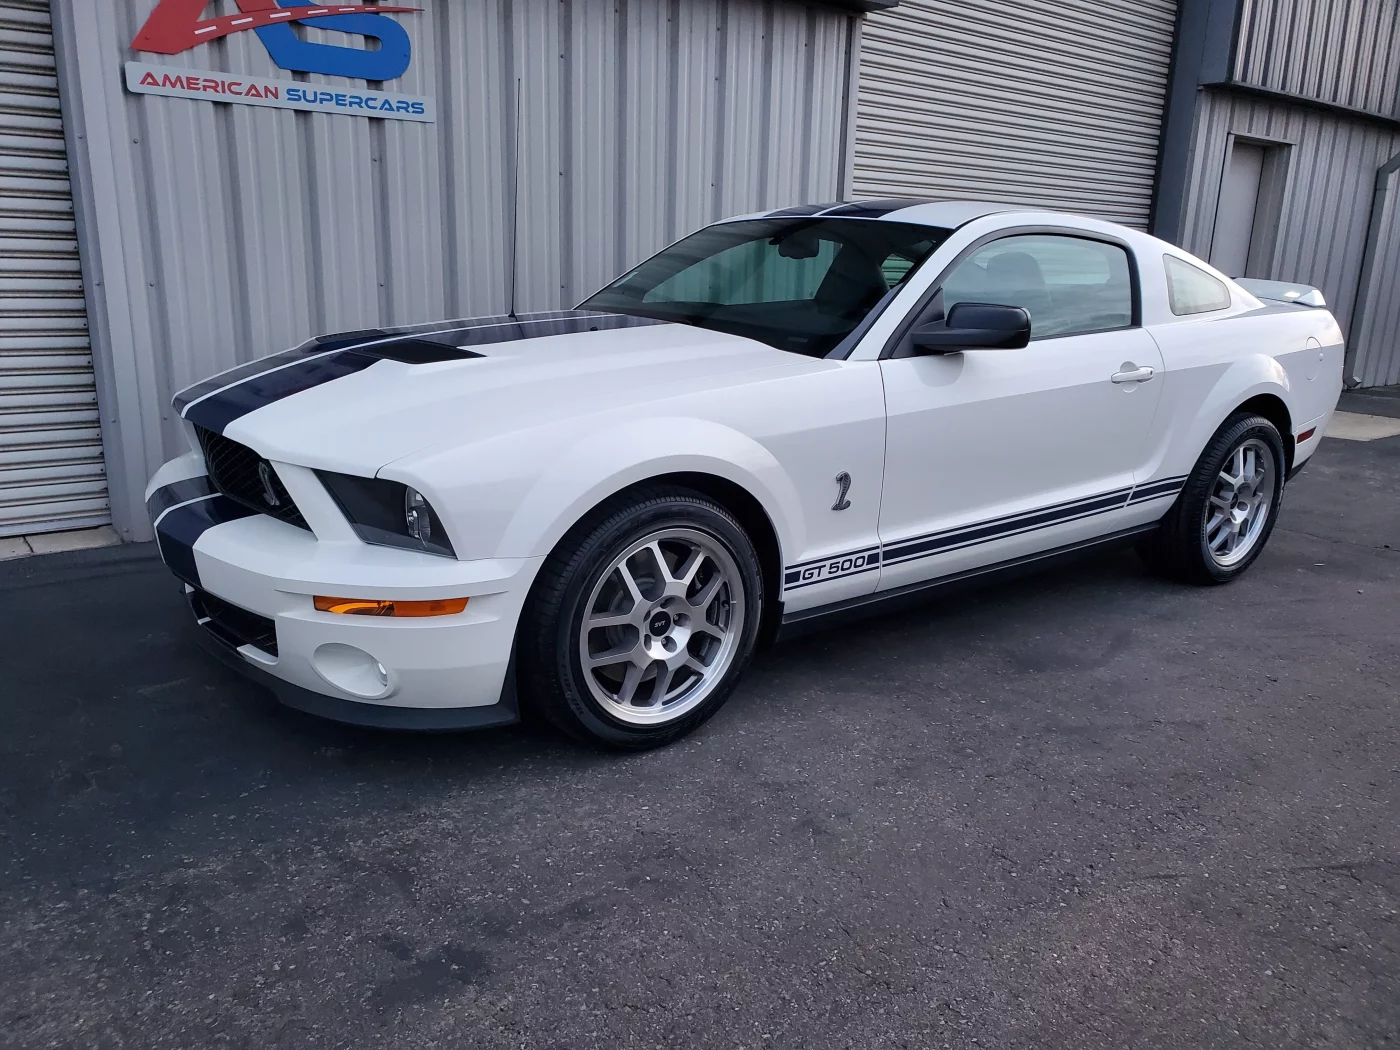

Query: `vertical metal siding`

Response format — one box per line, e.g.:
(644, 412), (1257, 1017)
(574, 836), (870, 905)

(850, 0), (1179, 228)
(0, 0), (108, 537)
(1179, 89), (1400, 351)
(1354, 164), (1400, 386)
(50, 0), (854, 541)
(1235, 0), (1400, 118)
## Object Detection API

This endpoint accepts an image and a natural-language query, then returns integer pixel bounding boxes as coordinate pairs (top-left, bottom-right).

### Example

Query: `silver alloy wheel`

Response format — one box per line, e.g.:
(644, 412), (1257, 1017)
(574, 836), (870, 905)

(577, 527), (746, 726)
(1203, 436), (1277, 567)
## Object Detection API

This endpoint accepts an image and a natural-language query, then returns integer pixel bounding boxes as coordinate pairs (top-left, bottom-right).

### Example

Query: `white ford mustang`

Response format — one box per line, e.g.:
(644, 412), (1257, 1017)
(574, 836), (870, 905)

(146, 200), (1344, 747)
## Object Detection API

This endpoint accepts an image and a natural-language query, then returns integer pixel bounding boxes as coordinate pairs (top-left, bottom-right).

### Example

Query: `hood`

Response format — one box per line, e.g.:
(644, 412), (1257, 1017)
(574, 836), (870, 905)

(175, 310), (830, 472)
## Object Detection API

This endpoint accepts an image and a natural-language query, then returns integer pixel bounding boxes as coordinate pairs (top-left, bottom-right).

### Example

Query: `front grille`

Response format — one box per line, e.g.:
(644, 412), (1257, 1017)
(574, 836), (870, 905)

(196, 426), (310, 530)
(190, 589), (279, 657)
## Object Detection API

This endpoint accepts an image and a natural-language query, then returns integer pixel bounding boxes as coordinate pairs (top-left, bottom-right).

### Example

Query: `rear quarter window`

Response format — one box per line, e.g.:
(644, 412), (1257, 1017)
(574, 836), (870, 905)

(1164, 255), (1232, 315)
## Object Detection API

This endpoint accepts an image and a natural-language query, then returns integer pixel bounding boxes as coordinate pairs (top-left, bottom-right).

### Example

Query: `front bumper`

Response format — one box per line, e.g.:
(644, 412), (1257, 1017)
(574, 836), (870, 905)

(147, 453), (539, 729)
(189, 614), (521, 730)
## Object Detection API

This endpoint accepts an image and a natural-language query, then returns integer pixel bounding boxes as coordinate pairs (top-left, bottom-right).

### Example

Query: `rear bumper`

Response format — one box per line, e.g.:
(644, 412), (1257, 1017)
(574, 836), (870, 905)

(1288, 407), (1334, 480)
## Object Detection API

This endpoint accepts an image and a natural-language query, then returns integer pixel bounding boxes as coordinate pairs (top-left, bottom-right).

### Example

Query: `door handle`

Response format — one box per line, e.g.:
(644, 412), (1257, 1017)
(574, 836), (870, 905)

(1111, 365), (1155, 384)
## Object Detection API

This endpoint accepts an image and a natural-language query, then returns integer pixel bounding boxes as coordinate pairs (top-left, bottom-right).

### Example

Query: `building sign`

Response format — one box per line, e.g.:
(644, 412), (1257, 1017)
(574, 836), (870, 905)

(124, 0), (433, 121)
(124, 62), (433, 120)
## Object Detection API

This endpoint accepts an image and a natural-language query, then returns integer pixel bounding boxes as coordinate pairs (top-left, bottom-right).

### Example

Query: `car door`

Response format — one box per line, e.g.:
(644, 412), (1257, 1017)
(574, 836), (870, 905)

(877, 231), (1164, 591)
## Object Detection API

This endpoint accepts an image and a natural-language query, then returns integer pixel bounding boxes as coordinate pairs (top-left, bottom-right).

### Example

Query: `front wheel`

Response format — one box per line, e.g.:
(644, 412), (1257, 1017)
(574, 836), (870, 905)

(1138, 412), (1286, 584)
(518, 487), (764, 749)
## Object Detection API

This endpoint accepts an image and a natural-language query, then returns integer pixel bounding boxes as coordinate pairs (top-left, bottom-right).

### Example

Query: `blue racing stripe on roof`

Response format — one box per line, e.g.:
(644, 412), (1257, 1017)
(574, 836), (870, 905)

(765, 203), (842, 217)
(818, 199), (937, 217)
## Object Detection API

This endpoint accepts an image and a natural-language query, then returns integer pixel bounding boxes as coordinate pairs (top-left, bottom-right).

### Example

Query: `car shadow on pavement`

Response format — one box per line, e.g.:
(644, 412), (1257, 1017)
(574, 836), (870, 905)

(0, 531), (1166, 861)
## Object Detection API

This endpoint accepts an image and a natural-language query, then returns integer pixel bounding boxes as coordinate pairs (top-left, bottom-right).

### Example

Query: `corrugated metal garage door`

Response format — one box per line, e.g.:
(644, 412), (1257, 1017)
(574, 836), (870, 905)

(851, 0), (1178, 228)
(0, 0), (108, 537)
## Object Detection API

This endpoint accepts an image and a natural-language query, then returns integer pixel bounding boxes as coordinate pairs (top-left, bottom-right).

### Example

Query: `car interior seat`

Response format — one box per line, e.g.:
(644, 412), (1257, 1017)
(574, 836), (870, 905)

(984, 251), (1053, 325)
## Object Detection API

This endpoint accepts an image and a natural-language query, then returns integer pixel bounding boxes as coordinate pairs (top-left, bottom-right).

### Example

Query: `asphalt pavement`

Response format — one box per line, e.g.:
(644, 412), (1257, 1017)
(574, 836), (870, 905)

(2, 434), (1397, 1049)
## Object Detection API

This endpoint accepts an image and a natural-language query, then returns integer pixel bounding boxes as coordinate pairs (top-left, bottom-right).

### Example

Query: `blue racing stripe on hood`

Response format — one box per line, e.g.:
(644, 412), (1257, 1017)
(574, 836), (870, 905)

(174, 311), (667, 434)
(183, 349), (383, 434)
(172, 330), (386, 417)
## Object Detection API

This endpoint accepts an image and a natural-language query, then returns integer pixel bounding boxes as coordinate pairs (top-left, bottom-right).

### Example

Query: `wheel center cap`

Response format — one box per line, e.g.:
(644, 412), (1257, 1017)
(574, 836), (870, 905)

(648, 610), (673, 636)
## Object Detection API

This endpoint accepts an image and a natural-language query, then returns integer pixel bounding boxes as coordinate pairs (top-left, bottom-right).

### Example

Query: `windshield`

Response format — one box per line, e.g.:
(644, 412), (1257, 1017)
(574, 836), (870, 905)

(580, 218), (950, 357)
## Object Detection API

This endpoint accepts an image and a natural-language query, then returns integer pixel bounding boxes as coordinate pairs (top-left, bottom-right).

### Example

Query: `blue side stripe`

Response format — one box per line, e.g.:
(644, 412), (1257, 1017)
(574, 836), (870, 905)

(785, 544), (882, 572)
(882, 489), (1134, 565)
(784, 550), (882, 590)
(1127, 475), (1189, 504)
(781, 481), (1166, 593)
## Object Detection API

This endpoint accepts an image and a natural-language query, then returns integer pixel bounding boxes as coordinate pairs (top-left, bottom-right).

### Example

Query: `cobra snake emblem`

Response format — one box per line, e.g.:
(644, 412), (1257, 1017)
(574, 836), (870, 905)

(832, 472), (852, 512)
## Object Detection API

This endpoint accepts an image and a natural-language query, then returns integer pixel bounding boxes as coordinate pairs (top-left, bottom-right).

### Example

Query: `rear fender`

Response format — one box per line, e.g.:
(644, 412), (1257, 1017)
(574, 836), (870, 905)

(1153, 353), (1294, 481)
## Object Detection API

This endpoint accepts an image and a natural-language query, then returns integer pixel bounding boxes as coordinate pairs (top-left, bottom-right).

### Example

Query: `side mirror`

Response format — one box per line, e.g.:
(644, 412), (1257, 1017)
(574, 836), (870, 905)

(909, 302), (1031, 354)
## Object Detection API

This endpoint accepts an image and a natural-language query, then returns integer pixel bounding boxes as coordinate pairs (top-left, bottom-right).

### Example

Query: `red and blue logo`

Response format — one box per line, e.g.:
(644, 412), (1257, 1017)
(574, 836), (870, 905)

(132, 0), (422, 81)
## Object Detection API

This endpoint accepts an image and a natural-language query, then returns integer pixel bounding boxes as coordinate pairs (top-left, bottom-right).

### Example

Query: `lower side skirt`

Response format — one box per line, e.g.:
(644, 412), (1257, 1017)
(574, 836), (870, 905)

(776, 524), (1158, 641)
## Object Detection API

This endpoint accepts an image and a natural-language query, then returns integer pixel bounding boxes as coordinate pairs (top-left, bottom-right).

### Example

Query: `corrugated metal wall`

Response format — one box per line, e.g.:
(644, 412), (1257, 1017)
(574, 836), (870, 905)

(1353, 164), (1400, 387)
(1227, 0), (1400, 387)
(850, 0), (1178, 228)
(50, 0), (855, 541)
(1179, 89), (1400, 342)
(0, 0), (109, 537)
(1235, 0), (1400, 118)
(1215, 0), (1400, 389)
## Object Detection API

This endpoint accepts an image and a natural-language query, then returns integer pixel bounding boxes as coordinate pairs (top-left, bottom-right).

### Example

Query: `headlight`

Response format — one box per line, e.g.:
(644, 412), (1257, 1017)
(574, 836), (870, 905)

(317, 472), (456, 558)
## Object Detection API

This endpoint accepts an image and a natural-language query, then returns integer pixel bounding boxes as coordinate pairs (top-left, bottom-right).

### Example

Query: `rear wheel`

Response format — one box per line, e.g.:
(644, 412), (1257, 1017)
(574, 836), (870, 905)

(518, 487), (763, 749)
(1138, 412), (1286, 584)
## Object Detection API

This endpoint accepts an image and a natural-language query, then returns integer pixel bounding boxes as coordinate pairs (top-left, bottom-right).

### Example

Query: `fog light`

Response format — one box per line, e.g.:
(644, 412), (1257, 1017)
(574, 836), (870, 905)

(314, 595), (468, 617)
(312, 642), (394, 698)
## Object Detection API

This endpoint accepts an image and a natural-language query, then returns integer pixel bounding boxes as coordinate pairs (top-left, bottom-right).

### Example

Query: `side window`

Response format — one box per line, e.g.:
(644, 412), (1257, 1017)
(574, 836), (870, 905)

(941, 234), (1135, 339)
(1164, 255), (1232, 315)
(644, 237), (839, 305)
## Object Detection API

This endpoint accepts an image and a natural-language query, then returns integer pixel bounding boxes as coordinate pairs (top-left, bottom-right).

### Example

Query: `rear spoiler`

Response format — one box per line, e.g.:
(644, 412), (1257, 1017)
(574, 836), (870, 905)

(1235, 278), (1327, 308)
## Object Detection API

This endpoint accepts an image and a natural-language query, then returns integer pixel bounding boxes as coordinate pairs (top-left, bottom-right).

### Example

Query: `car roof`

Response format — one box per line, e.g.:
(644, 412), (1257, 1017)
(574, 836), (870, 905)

(740, 198), (1027, 229)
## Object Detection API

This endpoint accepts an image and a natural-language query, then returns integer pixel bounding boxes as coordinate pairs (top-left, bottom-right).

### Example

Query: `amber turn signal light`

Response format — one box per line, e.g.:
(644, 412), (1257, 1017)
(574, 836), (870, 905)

(314, 596), (468, 617)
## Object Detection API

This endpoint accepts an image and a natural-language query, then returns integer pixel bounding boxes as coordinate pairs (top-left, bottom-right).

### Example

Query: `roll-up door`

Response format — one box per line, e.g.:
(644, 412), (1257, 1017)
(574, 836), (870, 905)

(0, 0), (108, 537)
(851, 0), (1178, 228)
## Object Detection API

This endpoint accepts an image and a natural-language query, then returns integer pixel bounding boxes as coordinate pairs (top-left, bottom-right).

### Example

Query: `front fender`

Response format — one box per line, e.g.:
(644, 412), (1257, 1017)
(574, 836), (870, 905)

(503, 416), (802, 562)
(395, 415), (804, 566)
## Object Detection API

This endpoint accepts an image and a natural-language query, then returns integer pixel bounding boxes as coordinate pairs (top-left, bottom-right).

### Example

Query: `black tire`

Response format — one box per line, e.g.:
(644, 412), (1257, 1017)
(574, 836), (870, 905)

(517, 485), (764, 749)
(1137, 412), (1287, 584)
